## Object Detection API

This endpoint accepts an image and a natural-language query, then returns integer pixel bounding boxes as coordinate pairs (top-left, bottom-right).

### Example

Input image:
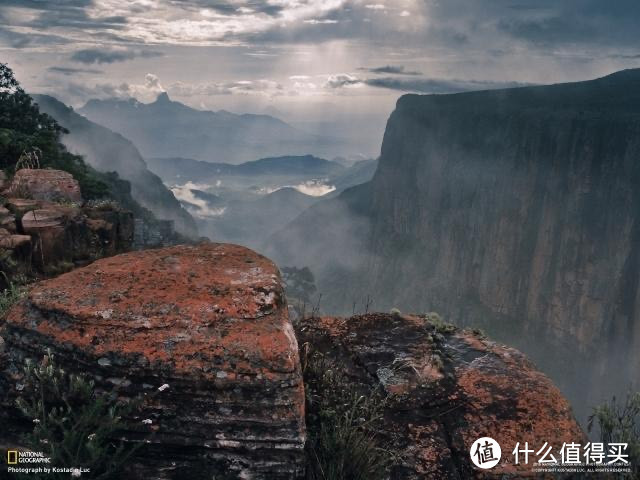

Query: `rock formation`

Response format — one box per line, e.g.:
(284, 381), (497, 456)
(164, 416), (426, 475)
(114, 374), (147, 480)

(5, 169), (82, 204)
(0, 169), (133, 283)
(0, 243), (586, 478)
(297, 313), (585, 479)
(0, 243), (306, 479)
(268, 68), (640, 419)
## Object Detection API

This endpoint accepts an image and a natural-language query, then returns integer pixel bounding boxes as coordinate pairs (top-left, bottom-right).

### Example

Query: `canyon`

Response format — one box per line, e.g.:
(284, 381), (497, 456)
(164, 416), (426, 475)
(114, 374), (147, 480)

(268, 69), (640, 420)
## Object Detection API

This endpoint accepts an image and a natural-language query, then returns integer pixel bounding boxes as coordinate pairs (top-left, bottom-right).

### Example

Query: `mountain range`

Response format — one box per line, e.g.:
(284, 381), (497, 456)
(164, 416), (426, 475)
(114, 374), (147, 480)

(79, 93), (344, 164)
(146, 154), (346, 183)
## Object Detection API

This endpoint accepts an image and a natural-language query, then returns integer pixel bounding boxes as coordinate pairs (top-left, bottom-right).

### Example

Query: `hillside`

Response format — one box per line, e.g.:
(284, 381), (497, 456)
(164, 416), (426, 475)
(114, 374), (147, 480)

(147, 154), (344, 183)
(33, 95), (197, 237)
(79, 93), (341, 164)
(267, 68), (640, 421)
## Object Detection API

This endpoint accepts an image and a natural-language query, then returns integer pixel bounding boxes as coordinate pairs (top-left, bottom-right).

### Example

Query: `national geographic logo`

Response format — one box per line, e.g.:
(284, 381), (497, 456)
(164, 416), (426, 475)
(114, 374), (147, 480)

(5, 450), (51, 464)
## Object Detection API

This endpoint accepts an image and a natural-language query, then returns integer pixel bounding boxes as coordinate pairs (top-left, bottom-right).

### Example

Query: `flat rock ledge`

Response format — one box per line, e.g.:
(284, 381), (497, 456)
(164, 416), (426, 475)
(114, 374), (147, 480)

(1, 243), (305, 479)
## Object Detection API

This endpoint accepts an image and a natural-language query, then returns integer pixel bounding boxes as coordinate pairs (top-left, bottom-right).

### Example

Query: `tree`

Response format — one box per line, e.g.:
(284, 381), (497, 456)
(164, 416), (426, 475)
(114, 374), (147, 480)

(281, 266), (317, 306)
(0, 62), (109, 199)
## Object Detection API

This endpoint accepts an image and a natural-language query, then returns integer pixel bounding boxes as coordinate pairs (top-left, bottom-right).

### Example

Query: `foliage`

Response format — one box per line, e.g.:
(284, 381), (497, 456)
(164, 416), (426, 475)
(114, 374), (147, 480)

(15, 350), (144, 480)
(0, 273), (24, 319)
(423, 312), (456, 334)
(0, 63), (109, 199)
(282, 266), (317, 305)
(588, 391), (640, 478)
(302, 345), (391, 480)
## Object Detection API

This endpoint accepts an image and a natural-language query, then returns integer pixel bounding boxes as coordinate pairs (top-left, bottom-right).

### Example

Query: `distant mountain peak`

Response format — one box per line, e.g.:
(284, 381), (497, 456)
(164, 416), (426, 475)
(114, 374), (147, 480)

(155, 91), (171, 103)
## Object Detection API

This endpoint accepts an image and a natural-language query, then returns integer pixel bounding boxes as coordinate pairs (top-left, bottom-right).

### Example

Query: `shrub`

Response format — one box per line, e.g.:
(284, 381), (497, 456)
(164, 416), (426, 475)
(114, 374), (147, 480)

(423, 312), (456, 334)
(15, 350), (144, 479)
(588, 391), (640, 478)
(302, 345), (391, 480)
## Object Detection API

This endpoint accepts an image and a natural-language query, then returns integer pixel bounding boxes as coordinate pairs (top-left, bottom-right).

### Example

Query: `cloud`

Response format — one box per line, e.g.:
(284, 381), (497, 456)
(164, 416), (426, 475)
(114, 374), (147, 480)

(168, 78), (284, 97)
(364, 77), (533, 94)
(47, 66), (104, 76)
(363, 65), (422, 75)
(365, 4), (386, 10)
(304, 19), (339, 25)
(324, 74), (362, 88)
(144, 73), (163, 91)
(70, 48), (164, 64)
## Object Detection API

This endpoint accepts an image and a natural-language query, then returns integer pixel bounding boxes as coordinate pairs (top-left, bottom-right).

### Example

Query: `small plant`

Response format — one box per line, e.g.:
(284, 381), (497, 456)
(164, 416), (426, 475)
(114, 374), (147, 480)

(0, 273), (24, 319)
(423, 312), (456, 334)
(302, 345), (392, 480)
(16, 350), (145, 479)
(588, 391), (640, 478)
(390, 307), (402, 317)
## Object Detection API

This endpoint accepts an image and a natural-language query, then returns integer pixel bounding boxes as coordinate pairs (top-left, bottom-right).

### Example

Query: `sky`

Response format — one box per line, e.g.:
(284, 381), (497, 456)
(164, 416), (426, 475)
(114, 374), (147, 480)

(2, 0), (640, 156)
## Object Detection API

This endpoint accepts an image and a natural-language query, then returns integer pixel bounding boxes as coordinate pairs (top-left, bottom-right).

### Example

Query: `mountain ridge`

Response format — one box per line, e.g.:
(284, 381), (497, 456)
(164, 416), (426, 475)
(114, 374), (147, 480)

(78, 92), (343, 164)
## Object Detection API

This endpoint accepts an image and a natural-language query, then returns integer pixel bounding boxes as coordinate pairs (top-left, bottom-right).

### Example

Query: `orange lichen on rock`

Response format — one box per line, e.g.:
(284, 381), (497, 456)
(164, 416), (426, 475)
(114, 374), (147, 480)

(297, 312), (585, 480)
(2, 243), (305, 479)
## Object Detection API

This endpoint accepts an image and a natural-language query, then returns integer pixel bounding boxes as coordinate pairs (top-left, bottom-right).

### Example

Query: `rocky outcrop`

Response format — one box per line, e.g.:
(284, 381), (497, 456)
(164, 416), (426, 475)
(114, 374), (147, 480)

(297, 313), (585, 479)
(269, 68), (640, 420)
(0, 241), (587, 478)
(0, 169), (133, 283)
(5, 169), (82, 203)
(0, 244), (306, 479)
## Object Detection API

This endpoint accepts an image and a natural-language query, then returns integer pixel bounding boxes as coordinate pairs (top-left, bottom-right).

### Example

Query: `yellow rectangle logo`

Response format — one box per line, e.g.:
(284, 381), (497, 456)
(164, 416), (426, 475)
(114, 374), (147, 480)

(7, 450), (18, 465)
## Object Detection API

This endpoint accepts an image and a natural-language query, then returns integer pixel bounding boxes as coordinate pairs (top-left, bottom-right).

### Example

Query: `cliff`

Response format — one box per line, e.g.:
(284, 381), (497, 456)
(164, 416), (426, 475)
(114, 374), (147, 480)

(0, 243), (584, 478)
(268, 68), (640, 420)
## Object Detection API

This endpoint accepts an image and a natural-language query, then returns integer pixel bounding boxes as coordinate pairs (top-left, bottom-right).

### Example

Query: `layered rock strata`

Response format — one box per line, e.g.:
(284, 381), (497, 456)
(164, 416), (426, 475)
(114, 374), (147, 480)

(1, 243), (306, 479)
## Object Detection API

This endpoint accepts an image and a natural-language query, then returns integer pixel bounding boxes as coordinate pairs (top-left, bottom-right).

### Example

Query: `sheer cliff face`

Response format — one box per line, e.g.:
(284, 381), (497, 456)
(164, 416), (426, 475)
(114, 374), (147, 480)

(269, 69), (640, 418)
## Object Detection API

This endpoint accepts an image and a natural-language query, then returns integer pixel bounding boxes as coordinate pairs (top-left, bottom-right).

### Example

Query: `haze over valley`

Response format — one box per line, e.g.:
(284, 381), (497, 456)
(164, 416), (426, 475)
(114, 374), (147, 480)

(2, 2), (640, 476)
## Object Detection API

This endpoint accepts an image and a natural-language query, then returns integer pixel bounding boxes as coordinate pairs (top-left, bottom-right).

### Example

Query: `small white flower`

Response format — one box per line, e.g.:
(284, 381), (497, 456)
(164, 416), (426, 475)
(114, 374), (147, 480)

(158, 383), (169, 392)
(142, 419), (153, 425)
(71, 468), (81, 477)
(87, 433), (96, 441)
(33, 419), (40, 424)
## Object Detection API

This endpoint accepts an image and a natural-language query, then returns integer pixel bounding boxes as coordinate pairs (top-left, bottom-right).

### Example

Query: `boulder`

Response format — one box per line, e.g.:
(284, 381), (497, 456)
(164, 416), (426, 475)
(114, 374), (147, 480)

(0, 233), (31, 250)
(1, 243), (306, 479)
(21, 207), (80, 268)
(6, 169), (82, 203)
(0, 214), (16, 233)
(19, 205), (133, 270)
(297, 313), (586, 479)
(5, 198), (40, 217)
